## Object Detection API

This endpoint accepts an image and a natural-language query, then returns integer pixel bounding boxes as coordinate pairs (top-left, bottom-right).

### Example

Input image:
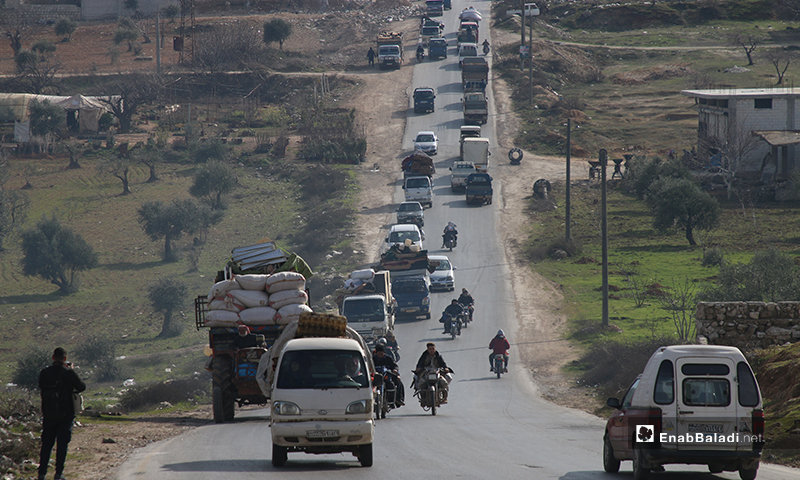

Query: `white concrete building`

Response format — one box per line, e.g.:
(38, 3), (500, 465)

(681, 87), (800, 181)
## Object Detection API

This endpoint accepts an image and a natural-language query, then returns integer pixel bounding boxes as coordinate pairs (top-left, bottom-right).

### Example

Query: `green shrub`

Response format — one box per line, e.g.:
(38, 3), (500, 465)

(11, 347), (50, 390)
(119, 375), (209, 412)
(701, 247), (725, 267)
(75, 335), (121, 382)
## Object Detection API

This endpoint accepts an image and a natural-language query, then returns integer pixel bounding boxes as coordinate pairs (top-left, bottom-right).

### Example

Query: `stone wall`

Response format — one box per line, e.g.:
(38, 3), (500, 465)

(3, 4), (81, 23)
(696, 301), (800, 349)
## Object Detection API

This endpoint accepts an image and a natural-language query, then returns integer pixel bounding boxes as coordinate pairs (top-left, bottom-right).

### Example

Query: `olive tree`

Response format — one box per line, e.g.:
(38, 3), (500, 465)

(698, 247), (800, 302)
(54, 18), (77, 41)
(189, 161), (238, 209)
(148, 278), (189, 338)
(646, 177), (719, 246)
(20, 215), (99, 294)
(263, 18), (292, 50)
(138, 198), (222, 261)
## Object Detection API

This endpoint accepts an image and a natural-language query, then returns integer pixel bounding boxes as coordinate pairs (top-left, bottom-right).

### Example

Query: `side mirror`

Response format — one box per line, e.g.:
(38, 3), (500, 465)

(607, 398), (621, 409)
(385, 238), (389, 243)
(453, 266), (457, 270)
(449, 167), (453, 171)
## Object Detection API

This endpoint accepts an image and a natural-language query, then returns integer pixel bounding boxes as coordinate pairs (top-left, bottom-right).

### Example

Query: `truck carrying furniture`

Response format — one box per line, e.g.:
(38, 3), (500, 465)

(377, 32), (403, 69)
(268, 313), (376, 467)
(379, 247), (435, 320)
(401, 151), (435, 178)
(461, 57), (488, 90)
(194, 240), (314, 423)
(461, 137), (490, 172)
(463, 91), (488, 125)
(335, 269), (394, 345)
(465, 172), (493, 205)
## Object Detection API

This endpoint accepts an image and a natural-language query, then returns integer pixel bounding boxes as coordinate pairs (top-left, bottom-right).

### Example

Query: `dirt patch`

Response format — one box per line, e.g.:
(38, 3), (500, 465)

(610, 63), (696, 85)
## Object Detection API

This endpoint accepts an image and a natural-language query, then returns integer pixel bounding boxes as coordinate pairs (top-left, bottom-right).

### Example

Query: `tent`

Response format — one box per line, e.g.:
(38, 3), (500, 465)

(0, 93), (116, 142)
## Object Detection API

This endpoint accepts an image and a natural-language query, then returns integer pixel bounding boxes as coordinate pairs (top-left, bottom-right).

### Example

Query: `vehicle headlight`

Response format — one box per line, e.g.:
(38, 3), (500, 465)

(422, 296), (430, 306)
(346, 400), (369, 414)
(446, 275), (454, 281)
(273, 401), (300, 415)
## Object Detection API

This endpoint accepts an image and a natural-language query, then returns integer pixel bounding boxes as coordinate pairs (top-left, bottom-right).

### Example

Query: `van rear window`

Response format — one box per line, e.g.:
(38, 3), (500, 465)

(681, 364), (729, 376)
(654, 360), (674, 405)
(682, 378), (730, 406)
(737, 362), (760, 407)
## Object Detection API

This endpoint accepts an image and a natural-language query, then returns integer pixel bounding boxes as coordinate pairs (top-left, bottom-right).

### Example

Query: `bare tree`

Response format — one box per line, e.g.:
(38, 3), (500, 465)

(765, 49), (793, 85)
(192, 24), (265, 73)
(98, 74), (162, 133)
(700, 113), (763, 200)
(731, 33), (765, 66)
(99, 154), (136, 195)
(12, 52), (62, 94)
(658, 277), (698, 342)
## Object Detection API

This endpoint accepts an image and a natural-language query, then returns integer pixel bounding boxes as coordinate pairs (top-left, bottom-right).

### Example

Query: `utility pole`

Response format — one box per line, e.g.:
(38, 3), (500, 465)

(156, 12), (161, 73)
(565, 119), (571, 243)
(528, 15), (533, 104)
(600, 149), (609, 327)
(520, 0), (525, 71)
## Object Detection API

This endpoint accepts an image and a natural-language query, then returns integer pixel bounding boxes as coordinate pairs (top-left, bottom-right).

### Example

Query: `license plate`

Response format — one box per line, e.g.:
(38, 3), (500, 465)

(688, 423), (724, 433)
(307, 429), (339, 438)
(403, 307), (417, 313)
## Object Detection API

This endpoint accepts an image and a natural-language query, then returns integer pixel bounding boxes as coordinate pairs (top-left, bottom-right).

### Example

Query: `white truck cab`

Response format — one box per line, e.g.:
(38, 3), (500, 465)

(403, 175), (433, 208)
(270, 337), (375, 467)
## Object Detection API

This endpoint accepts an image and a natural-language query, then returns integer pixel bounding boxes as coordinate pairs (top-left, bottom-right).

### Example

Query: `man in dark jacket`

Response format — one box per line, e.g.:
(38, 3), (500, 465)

(38, 347), (86, 480)
(439, 299), (464, 334)
(372, 344), (405, 406)
(413, 343), (453, 402)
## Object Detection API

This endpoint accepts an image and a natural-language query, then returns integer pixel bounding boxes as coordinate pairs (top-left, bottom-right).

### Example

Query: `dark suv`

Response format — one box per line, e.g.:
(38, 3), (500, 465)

(413, 87), (435, 114)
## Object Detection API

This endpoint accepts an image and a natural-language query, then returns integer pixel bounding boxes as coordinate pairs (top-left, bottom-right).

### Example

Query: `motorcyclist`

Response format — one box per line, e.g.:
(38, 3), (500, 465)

(384, 330), (401, 361)
(439, 299), (464, 334)
(442, 222), (458, 248)
(373, 344), (405, 406)
(414, 342), (453, 402)
(416, 44), (425, 60)
(457, 288), (474, 321)
(482, 39), (490, 54)
(489, 329), (510, 373)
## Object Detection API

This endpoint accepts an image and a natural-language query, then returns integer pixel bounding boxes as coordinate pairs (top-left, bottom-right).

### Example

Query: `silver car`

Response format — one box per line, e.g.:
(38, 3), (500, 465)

(428, 255), (455, 291)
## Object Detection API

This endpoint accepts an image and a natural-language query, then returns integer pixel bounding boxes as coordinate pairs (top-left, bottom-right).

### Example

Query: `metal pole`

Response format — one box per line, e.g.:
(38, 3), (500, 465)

(520, 0), (525, 71)
(528, 16), (533, 104)
(565, 119), (571, 243)
(600, 149), (609, 327)
(156, 12), (161, 74)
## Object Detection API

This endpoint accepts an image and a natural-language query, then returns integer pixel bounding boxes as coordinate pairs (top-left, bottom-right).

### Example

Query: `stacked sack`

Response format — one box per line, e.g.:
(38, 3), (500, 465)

(204, 271), (312, 328)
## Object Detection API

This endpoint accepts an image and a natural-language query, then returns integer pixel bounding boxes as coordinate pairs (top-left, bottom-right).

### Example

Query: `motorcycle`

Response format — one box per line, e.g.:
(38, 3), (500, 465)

(415, 366), (448, 415)
(492, 353), (508, 379)
(459, 302), (474, 326)
(443, 233), (457, 251)
(444, 313), (462, 339)
(483, 43), (490, 55)
(373, 366), (398, 419)
(416, 50), (425, 63)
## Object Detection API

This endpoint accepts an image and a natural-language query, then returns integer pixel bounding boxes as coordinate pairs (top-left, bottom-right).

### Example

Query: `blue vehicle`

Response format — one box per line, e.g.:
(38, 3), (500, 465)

(391, 276), (431, 320)
(428, 37), (448, 59)
(443, 0), (452, 9)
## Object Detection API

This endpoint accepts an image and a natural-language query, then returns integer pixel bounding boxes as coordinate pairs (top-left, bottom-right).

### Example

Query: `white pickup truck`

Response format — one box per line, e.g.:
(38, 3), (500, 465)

(449, 160), (476, 191)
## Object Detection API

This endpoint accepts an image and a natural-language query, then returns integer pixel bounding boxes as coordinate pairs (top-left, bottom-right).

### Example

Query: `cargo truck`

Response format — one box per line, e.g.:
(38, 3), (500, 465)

(463, 91), (488, 125)
(337, 269), (395, 345)
(377, 32), (403, 69)
(461, 137), (490, 172)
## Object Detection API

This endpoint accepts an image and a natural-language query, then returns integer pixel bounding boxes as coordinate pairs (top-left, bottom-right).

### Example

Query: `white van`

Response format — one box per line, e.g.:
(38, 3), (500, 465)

(458, 43), (478, 67)
(403, 175), (433, 208)
(603, 345), (764, 480)
(270, 337), (375, 467)
(385, 223), (425, 251)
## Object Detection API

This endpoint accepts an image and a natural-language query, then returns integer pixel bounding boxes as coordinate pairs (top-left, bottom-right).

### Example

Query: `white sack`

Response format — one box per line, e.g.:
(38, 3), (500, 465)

(275, 304), (313, 324)
(235, 274), (269, 291)
(269, 289), (308, 309)
(208, 298), (241, 312)
(266, 271), (306, 293)
(209, 279), (241, 299)
(205, 310), (240, 327)
(239, 307), (278, 325)
(229, 289), (270, 308)
(350, 268), (375, 280)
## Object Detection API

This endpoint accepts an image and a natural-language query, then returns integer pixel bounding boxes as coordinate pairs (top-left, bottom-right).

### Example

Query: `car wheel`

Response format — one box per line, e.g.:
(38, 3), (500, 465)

(272, 444), (288, 467)
(632, 448), (650, 480)
(359, 443), (373, 467)
(602, 435), (621, 473)
(739, 467), (758, 480)
(425, 313), (431, 319)
(708, 464), (723, 474)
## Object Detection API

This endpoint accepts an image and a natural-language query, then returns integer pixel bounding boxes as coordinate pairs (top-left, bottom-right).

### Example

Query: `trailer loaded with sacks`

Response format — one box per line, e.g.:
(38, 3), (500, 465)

(195, 240), (316, 423)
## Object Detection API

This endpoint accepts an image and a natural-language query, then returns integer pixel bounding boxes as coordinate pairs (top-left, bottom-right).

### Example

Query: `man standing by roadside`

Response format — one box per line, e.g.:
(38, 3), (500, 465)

(367, 47), (376, 67)
(38, 347), (86, 480)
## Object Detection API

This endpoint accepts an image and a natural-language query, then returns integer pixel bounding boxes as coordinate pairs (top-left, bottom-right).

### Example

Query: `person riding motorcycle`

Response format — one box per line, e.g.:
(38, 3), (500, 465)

(416, 44), (425, 61)
(489, 329), (510, 373)
(457, 288), (475, 321)
(442, 222), (458, 248)
(482, 39), (490, 54)
(384, 330), (401, 361)
(439, 299), (464, 334)
(373, 344), (405, 406)
(414, 342), (453, 402)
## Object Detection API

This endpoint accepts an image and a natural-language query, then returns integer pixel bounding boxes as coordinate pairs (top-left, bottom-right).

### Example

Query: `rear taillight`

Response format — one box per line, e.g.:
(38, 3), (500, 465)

(752, 410), (764, 437)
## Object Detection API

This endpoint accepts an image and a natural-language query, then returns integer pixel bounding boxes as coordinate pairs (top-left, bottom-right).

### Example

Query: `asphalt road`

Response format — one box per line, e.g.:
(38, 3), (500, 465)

(116, 2), (800, 479)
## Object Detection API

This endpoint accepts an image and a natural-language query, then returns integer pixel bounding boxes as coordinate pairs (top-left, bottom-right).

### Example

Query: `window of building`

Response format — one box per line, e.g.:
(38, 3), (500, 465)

(754, 98), (773, 109)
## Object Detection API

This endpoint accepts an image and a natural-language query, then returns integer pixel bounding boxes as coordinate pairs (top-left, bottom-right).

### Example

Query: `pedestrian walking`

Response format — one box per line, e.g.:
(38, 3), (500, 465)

(38, 347), (86, 480)
(367, 47), (376, 67)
